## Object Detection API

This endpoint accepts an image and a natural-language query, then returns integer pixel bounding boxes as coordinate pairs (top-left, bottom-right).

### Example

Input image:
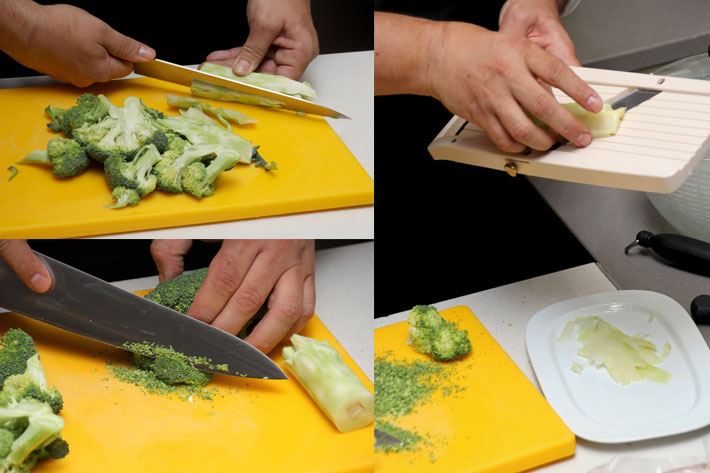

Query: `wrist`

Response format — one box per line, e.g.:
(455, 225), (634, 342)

(0, 0), (42, 56)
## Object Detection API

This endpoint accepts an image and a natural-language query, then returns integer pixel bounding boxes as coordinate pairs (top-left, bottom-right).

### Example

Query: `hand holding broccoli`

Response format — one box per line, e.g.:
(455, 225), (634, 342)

(0, 241), (52, 294)
(151, 239), (316, 353)
(0, 1), (155, 87)
(205, 0), (319, 80)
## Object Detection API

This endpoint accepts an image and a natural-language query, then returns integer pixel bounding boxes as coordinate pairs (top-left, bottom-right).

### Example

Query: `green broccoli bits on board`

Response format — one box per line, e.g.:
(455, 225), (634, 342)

(106, 342), (227, 401)
(0, 329), (69, 472)
(408, 305), (472, 361)
(22, 91), (276, 209)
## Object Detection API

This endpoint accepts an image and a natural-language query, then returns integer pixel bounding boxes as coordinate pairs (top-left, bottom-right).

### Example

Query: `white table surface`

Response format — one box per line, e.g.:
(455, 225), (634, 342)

(0, 51), (374, 239)
(112, 241), (373, 380)
(375, 263), (710, 471)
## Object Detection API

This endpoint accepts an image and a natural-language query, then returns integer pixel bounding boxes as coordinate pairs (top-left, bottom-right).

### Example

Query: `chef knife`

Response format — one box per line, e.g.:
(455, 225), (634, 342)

(0, 252), (286, 380)
(133, 59), (348, 119)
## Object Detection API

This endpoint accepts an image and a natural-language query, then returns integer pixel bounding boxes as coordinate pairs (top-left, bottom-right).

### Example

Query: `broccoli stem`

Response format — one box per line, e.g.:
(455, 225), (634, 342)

(282, 334), (374, 433)
(18, 151), (51, 166)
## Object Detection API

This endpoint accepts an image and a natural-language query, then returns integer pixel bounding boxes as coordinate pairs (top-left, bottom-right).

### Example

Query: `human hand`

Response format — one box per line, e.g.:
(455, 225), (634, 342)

(205, 0), (318, 79)
(151, 240), (316, 354)
(499, 0), (580, 66)
(1, 2), (155, 87)
(426, 22), (601, 152)
(0, 240), (52, 293)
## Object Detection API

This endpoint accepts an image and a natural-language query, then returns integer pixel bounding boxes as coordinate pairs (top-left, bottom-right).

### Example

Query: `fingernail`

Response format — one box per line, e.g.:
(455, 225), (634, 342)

(138, 45), (155, 60)
(235, 59), (250, 76)
(587, 95), (602, 112)
(577, 133), (592, 147)
(29, 273), (50, 293)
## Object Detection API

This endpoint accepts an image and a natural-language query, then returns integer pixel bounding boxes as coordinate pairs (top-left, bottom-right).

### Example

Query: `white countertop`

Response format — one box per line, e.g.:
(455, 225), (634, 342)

(375, 263), (710, 471)
(113, 241), (373, 380)
(0, 51), (374, 239)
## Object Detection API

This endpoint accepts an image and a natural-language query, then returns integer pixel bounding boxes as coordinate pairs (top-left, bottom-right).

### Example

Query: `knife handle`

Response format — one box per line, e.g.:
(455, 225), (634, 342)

(626, 230), (710, 273)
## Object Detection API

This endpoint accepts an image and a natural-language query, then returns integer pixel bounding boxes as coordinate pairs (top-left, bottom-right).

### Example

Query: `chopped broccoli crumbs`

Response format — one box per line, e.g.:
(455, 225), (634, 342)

(375, 351), (467, 461)
(106, 342), (226, 401)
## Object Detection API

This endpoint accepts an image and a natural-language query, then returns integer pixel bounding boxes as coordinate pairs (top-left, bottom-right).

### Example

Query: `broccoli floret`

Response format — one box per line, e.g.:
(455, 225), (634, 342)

(408, 306), (471, 361)
(44, 106), (66, 133)
(145, 268), (266, 337)
(73, 96), (162, 163)
(104, 143), (162, 197)
(144, 131), (169, 153)
(181, 152), (241, 199)
(106, 186), (140, 209)
(251, 147), (277, 172)
(19, 138), (90, 178)
(145, 268), (209, 313)
(152, 107), (253, 194)
(0, 329), (68, 472)
(139, 352), (210, 387)
(52, 93), (112, 137)
(0, 331), (37, 388)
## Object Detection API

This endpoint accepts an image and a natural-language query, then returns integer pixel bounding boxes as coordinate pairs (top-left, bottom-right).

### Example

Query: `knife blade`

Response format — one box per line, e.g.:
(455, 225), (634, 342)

(134, 59), (348, 119)
(0, 252), (286, 380)
(609, 87), (661, 111)
(374, 428), (403, 449)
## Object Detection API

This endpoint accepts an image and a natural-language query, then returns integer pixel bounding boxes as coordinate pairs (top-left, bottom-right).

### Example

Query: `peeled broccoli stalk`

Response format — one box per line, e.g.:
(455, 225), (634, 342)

(0, 329), (68, 471)
(408, 305), (472, 361)
(531, 103), (626, 139)
(167, 95), (256, 129)
(106, 186), (140, 209)
(19, 138), (90, 178)
(104, 143), (162, 197)
(199, 63), (317, 101)
(283, 335), (373, 432)
(192, 80), (285, 108)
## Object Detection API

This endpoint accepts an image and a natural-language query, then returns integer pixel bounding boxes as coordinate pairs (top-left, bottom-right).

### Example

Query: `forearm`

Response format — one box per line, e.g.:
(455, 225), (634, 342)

(0, 0), (39, 56)
(375, 12), (443, 96)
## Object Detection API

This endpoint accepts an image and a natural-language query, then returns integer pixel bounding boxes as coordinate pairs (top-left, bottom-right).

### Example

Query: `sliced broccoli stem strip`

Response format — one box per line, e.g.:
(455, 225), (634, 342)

(283, 334), (374, 432)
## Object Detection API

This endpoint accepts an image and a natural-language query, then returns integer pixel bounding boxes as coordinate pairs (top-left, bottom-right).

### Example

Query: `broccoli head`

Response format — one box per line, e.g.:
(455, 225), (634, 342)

(140, 352), (210, 387)
(73, 96), (162, 163)
(145, 268), (208, 313)
(408, 305), (471, 361)
(19, 138), (90, 178)
(181, 152), (241, 199)
(0, 330), (37, 388)
(47, 93), (112, 137)
(104, 143), (162, 197)
(0, 329), (68, 472)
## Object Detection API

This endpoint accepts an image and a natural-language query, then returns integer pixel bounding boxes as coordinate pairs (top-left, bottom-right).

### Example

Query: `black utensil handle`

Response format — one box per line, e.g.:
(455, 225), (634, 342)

(691, 295), (710, 325)
(637, 231), (710, 271)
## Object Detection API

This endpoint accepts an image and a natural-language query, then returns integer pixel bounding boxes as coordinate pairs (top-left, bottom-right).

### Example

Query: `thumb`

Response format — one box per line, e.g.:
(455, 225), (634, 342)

(233, 26), (279, 76)
(102, 28), (155, 63)
(150, 239), (193, 282)
(0, 240), (52, 293)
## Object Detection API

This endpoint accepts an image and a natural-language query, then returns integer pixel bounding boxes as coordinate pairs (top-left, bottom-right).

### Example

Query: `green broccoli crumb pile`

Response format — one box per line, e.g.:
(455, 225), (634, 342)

(375, 352), (466, 459)
(106, 342), (228, 401)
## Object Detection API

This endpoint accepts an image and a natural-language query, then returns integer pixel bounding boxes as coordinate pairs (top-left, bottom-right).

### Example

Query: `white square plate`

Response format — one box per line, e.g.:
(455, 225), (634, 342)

(526, 290), (710, 443)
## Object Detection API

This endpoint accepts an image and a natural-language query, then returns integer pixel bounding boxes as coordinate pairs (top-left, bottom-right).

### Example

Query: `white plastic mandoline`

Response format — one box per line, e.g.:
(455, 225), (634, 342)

(428, 67), (710, 193)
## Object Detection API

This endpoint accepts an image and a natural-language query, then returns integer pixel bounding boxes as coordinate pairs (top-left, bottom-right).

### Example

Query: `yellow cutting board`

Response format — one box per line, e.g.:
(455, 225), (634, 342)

(0, 78), (373, 237)
(375, 306), (574, 473)
(0, 301), (373, 472)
